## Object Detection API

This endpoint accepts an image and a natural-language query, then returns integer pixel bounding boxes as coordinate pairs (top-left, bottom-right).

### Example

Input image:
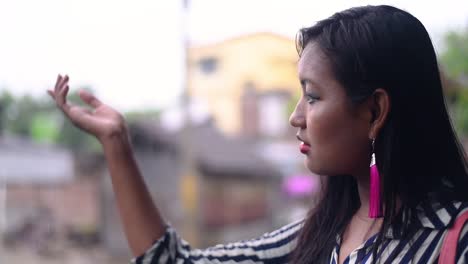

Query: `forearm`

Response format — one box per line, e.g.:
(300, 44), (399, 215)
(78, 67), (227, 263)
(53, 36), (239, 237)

(48, 75), (165, 256)
(102, 135), (165, 257)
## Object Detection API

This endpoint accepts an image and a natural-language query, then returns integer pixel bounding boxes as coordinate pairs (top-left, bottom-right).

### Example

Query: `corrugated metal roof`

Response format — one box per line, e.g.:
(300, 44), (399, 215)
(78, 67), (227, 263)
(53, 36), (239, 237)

(0, 137), (74, 184)
(129, 120), (281, 179)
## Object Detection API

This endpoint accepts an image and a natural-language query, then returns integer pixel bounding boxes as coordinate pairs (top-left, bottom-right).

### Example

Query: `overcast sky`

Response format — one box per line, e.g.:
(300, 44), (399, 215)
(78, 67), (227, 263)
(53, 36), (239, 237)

(0, 0), (467, 111)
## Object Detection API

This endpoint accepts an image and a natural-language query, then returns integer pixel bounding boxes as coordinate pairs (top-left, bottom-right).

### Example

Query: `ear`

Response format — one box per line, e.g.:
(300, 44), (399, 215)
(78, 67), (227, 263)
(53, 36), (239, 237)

(368, 88), (391, 139)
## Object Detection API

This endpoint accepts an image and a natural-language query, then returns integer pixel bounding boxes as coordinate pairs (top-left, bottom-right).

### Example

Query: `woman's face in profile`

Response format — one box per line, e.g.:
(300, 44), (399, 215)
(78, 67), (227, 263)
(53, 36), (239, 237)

(290, 42), (371, 178)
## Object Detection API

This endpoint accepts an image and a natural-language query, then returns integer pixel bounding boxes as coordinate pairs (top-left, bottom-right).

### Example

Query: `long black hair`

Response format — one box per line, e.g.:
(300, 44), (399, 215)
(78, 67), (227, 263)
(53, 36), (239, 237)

(291, 5), (468, 263)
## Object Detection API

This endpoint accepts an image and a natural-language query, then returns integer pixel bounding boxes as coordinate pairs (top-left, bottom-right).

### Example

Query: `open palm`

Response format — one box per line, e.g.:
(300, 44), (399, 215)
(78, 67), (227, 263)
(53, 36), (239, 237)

(48, 75), (127, 142)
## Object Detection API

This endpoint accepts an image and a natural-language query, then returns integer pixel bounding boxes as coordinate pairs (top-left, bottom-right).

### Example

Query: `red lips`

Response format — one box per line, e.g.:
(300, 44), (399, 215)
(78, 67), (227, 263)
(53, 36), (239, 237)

(300, 142), (310, 154)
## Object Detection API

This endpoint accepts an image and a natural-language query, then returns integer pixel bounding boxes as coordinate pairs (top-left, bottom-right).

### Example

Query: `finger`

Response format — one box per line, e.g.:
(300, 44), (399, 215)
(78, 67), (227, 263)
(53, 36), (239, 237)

(79, 89), (102, 109)
(56, 75), (69, 95)
(63, 74), (69, 84)
(57, 85), (70, 108)
(54, 74), (62, 94)
(60, 84), (70, 100)
(47, 90), (55, 100)
(59, 75), (69, 93)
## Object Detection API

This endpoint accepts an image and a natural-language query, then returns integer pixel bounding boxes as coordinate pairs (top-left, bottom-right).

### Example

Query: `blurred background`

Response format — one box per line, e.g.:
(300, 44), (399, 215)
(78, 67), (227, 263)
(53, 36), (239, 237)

(0, 0), (467, 263)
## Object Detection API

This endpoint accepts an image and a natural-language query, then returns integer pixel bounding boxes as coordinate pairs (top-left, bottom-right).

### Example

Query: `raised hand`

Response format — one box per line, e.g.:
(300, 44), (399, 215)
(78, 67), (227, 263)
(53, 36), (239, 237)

(49, 75), (166, 255)
(48, 74), (128, 144)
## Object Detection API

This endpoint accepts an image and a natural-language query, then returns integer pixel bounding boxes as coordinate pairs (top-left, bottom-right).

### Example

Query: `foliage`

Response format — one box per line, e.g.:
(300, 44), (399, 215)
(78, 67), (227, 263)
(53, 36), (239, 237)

(0, 89), (99, 153)
(440, 29), (468, 81)
(0, 92), (48, 138)
(453, 89), (468, 136)
(30, 113), (60, 144)
(0, 90), (14, 132)
(0, 87), (162, 152)
(440, 29), (468, 136)
(124, 109), (160, 122)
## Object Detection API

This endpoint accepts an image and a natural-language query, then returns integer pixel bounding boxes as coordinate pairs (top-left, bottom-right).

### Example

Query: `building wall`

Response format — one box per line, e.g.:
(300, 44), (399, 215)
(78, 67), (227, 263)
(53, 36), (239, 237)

(5, 178), (101, 240)
(101, 149), (183, 255)
(188, 33), (300, 135)
(199, 175), (278, 247)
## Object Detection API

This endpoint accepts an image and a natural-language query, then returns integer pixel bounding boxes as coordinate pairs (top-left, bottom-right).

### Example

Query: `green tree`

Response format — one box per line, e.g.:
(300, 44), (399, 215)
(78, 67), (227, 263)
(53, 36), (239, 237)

(6, 94), (45, 136)
(453, 89), (468, 135)
(0, 90), (14, 133)
(0, 88), (100, 153)
(441, 29), (468, 82)
(30, 113), (60, 143)
(440, 28), (468, 136)
(1, 87), (164, 152)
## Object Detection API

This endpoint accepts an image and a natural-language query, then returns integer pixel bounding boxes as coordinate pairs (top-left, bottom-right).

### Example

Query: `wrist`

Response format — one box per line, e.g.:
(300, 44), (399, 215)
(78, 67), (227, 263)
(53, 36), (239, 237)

(100, 129), (133, 153)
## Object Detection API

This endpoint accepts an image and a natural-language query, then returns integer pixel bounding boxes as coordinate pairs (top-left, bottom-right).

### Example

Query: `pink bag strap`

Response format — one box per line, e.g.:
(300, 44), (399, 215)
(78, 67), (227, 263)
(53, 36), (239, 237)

(438, 210), (468, 264)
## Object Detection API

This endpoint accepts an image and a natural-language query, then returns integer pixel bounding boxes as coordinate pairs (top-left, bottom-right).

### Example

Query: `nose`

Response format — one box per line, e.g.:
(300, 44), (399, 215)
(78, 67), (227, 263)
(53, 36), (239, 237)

(289, 100), (306, 128)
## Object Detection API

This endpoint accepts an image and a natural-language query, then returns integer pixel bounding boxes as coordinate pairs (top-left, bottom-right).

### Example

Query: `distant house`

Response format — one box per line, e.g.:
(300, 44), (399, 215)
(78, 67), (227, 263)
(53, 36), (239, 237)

(175, 120), (283, 246)
(100, 120), (182, 256)
(0, 136), (103, 249)
(188, 32), (299, 137)
(101, 119), (283, 254)
(0, 137), (74, 185)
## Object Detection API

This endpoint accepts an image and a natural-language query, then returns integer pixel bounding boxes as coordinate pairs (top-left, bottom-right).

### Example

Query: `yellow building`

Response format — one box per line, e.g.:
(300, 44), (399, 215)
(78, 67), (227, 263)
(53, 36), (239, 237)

(188, 32), (300, 136)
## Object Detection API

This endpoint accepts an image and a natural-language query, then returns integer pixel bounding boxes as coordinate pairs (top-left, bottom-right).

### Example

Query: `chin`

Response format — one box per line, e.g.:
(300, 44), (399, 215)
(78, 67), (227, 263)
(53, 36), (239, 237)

(304, 159), (339, 176)
(305, 159), (322, 175)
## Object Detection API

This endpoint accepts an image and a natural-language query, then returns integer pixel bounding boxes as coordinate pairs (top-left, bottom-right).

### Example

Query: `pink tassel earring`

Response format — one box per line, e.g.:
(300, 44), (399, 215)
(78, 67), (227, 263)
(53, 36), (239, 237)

(369, 138), (383, 218)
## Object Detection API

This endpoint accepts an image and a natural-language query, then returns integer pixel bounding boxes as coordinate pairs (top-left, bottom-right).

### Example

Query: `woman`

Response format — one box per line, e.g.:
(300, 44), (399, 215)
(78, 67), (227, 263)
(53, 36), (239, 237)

(49, 5), (468, 264)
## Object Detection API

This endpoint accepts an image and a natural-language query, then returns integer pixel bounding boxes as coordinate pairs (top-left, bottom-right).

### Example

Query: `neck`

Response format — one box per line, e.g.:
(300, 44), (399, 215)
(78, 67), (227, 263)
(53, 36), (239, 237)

(354, 172), (402, 220)
(356, 178), (373, 220)
(341, 174), (382, 245)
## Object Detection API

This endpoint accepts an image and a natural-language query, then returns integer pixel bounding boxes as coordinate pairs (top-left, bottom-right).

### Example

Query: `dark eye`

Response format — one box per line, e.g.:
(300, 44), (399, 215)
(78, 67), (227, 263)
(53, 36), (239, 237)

(305, 93), (319, 104)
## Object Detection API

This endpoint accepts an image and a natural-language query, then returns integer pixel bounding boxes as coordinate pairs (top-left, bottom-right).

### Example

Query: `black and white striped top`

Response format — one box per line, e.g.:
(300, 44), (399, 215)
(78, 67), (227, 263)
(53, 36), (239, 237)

(132, 201), (468, 263)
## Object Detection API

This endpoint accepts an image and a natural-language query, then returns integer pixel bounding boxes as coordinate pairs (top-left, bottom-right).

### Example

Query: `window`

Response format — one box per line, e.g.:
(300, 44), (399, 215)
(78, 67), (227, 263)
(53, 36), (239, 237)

(198, 57), (218, 74)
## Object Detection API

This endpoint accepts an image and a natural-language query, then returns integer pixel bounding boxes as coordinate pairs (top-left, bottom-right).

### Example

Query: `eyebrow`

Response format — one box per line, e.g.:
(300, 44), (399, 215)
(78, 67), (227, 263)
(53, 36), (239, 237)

(299, 78), (322, 91)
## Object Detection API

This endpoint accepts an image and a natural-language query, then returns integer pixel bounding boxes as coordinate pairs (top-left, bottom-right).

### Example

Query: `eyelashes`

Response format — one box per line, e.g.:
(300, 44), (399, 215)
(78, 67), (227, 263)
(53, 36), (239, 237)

(305, 93), (319, 104)
(299, 79), (320, 104)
